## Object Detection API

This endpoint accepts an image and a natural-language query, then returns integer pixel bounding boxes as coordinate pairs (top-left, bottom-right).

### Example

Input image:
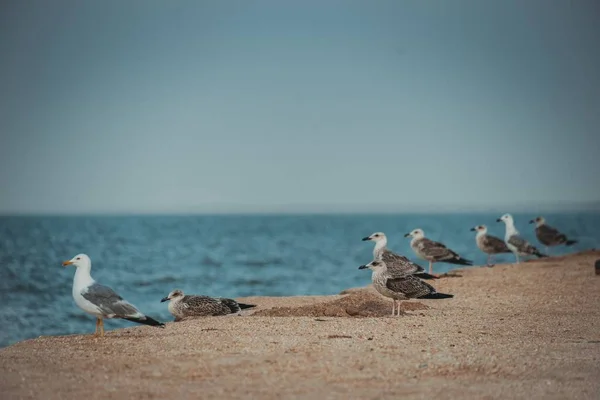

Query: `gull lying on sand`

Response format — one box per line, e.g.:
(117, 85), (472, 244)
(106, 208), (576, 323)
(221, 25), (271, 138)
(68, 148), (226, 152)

(470, 225), (511, 266)
(362, 232), (438, 279)
(529, 216), (577, 254)
(497, 214), (546, 264)
(404, 229), (472, 275)
(63, 254), (165, 337)
(161, 289), (256, 321)
(359, 260), (453, 316)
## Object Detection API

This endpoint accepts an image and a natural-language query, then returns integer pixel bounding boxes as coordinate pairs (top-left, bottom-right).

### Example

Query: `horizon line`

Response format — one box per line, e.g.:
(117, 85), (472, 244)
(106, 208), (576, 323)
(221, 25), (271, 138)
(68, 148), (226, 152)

(1, 202), (599, 217)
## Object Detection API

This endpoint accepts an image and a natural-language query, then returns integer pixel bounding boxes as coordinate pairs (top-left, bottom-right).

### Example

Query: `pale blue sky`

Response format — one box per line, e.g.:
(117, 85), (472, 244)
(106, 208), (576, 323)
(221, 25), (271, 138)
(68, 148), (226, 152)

(1, 1), (599, 214)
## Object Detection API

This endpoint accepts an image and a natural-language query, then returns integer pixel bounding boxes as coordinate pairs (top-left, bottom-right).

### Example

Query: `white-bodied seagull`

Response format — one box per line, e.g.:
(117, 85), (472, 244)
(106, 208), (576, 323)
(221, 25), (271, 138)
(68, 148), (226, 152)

(63, 254), (164, 336)
(497, 214), (546, 263)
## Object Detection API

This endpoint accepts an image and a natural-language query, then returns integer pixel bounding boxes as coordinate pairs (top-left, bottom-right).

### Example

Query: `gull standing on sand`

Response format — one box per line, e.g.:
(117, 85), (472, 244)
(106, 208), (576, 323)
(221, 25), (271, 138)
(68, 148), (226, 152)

(497, 214), (546, 264)
(361, 232), (438, 279)
(470, 225), (512, 267)
(63, 254), (165, 336)
(529, 216), (577, 254)
(161, 289), (256, 321)
(404, 229), (473, 275)
(358, 260), (453, 316)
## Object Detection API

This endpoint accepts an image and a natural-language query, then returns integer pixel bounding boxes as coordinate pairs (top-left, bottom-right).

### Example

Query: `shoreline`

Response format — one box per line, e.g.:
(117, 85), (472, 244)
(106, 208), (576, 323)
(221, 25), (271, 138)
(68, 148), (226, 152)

(2, 251), (600, 399)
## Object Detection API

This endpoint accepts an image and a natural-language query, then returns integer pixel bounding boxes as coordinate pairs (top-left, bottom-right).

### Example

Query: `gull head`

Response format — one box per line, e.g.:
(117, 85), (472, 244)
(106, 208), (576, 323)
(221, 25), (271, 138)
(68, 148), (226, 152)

(62, 254), (91, 268)
(496, 214), (513, 224)
(404, 229), (424, 239)
(358, 260), (386, 271)
(362, 232), (386, 242)
(161, 289), (184, 302)
(470, 225), (487, 233)
(529, 216), (545, 226)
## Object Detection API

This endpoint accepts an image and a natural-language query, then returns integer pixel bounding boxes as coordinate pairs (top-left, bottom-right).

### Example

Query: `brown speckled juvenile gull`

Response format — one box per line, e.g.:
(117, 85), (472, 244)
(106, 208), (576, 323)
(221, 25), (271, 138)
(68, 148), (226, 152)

(404, 229), (473, 275)
(529, 216), (577, 254)
(161, 289), (256, 321)
(361, 232), (437, 279)
(470, 225), (511, 266)
(358, 260), (453, 316)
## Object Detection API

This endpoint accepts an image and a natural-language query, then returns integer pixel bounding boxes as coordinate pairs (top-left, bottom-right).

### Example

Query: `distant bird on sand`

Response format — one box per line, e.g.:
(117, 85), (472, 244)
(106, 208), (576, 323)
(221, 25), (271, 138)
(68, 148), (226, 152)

(470, 225), (512, 266)
(63, 254), (165, 337)
(362, 232), (438, 279)
(404, 229), (473, 275)
(161, 289), (256, 321)
(529, 216), (577, 254)
(359, 260), (453, 316)
(497, 214), (547, 263)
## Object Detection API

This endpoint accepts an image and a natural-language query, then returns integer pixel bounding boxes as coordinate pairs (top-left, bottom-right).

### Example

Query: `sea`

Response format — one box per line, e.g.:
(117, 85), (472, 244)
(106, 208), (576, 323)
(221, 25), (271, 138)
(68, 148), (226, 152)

(1, 212), (598, 348)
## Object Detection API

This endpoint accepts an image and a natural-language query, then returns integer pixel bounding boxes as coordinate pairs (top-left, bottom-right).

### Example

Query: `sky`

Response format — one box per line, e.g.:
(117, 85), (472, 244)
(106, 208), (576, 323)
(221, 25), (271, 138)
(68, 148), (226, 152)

(1, 0), (599, 214)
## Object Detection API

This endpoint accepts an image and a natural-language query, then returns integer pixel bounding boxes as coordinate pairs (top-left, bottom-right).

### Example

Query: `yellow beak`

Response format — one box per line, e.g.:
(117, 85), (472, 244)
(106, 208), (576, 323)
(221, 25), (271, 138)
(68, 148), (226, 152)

(62, 260), (73, 267)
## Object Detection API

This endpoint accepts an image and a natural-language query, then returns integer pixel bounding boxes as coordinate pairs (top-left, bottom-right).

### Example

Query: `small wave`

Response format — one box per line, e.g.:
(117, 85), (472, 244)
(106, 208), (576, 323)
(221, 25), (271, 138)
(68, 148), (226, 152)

(239, 258), (284, 267)
(201, 256), (222, 267)
(231, 278), (265, 286)
(133, 275), (178, 286)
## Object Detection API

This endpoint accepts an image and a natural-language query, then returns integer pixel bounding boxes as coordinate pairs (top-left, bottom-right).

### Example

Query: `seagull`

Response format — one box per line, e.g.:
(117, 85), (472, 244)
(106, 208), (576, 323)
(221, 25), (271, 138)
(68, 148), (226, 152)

(358, 260), (453, 316)
(529, 216), (577, 254)
(361, 232), (438, 279)
(470, 225), (512, 266)
(404, 229), (473, 274)
(63, 254), (165, 337)
(497, 214), (546, 263)
(161, 289), (256, 321)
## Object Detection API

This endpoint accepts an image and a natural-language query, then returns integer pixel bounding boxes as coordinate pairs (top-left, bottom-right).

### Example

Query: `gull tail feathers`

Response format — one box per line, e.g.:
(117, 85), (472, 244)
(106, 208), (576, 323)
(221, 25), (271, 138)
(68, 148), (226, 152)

(219, 298), (242, 313)
(565, 239), (577, 246)
(414, 272), (439, 280)
(447, 257), (473, 266)
(532, 248), (548, 258)
(124, 315), (166, 328)
(219, 298), (256, 313)
(419, 292), (454, 299)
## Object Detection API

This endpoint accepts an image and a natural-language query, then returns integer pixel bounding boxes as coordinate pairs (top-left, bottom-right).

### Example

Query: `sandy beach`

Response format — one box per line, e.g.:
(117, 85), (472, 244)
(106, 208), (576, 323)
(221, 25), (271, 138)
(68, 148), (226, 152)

(1, 251), (599, 399)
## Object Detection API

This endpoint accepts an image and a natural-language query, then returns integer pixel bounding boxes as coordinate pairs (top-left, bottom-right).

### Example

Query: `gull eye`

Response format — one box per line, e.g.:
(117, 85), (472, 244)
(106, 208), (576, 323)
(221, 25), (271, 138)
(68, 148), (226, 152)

(76, 257), (81, 260)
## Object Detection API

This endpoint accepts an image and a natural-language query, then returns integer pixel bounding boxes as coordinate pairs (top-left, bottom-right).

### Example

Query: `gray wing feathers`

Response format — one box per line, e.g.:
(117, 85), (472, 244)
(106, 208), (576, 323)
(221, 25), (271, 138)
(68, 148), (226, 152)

(180, 295), (236, 316)
(381, 249), (425, 275)
(508, 235), (541, 255)
(82, 283), (141, 317)
(419, 239), (457, 260)
(218, 298), (242, 314)
(536, 225), (568, 246)
(385, 275), (434, 298)
(508, 235), (528, 250)
(482, 235), (511, 254)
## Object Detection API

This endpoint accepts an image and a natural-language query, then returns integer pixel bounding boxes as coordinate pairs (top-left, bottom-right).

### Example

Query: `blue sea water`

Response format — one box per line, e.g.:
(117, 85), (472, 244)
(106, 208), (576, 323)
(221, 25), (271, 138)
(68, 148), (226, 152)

(1, 212), (598, 348)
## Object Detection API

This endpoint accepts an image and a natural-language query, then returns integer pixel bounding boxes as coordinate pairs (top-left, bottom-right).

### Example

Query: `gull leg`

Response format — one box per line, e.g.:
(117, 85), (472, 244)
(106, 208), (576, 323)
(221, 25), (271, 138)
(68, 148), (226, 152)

(515, 253), (520, 264)
(429, 261), (433, 275)
(487, 255), (491, 267)
(99, 319), (105, 337)
(95, 318), (100, 336)
(396, 301), (402, 317)
(391, 300), (396, 317)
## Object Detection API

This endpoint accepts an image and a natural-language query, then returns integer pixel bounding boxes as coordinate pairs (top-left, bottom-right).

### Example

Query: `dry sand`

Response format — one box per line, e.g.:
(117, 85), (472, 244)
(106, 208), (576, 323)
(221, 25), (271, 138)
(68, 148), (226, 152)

(1, 251), (600, 399)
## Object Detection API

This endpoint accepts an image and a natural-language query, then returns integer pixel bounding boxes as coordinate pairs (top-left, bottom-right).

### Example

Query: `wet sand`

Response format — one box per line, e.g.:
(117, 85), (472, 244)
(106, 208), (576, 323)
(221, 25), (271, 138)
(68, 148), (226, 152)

(1, 251), (599, 399)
